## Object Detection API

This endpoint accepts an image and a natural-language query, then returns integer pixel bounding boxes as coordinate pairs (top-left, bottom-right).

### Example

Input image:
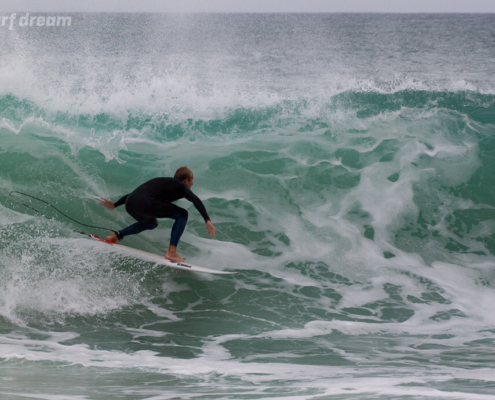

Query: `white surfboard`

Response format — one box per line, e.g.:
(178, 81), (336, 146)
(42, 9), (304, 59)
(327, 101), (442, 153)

(90, 235), (234, 275)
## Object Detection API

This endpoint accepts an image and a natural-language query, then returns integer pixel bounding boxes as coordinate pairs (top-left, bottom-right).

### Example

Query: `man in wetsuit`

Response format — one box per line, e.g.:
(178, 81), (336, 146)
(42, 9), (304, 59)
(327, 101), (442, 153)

(100, 166), (216, 262)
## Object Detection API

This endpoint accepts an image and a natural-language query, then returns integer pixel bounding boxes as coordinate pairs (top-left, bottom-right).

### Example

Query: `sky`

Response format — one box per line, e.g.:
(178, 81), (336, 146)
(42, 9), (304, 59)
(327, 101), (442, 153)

(1, 0), (494, 13)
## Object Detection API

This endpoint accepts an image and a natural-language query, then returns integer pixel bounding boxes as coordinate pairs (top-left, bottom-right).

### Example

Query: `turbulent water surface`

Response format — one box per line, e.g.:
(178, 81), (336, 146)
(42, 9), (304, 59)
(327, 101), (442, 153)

(1, 13), (495, 399)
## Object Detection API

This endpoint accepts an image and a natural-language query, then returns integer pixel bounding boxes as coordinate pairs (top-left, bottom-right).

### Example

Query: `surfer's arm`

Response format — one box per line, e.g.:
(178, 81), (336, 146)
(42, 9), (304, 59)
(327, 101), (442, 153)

(205, 220), (216, 238)
(113, 194), (128, 207)
(100, 194), (128, 209)
(183, 187), (210, 222)
(183, 187), (216, 238)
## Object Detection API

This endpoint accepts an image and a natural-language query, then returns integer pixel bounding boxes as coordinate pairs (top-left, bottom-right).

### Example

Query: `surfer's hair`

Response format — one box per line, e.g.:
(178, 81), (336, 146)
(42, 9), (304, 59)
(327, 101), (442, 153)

(174, 166), (193, 181)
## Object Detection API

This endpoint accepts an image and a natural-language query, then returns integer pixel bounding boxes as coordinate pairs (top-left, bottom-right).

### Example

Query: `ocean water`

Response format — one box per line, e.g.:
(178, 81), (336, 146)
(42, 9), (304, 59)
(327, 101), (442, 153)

(1, 13), (495, 399)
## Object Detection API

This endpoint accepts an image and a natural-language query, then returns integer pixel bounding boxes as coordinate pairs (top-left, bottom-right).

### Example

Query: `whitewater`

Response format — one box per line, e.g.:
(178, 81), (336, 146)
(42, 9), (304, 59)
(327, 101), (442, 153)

(1, 13), (495, 399)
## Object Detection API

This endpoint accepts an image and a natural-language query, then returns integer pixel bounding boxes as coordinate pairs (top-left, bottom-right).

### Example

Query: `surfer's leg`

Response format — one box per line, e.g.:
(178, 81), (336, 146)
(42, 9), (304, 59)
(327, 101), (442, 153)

(119, 220), (158, 238)
(123, 199), (188, 261)
(165, 208), (188, 262)
(105, 220), (158, 242)
(169, 211), (188, 246)
(106, 193), (160, 242)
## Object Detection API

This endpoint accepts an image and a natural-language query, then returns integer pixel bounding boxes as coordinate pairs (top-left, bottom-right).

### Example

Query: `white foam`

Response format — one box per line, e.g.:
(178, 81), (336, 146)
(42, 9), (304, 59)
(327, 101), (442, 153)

(1, 328), (494, 399)
(0, 233), (146, 324)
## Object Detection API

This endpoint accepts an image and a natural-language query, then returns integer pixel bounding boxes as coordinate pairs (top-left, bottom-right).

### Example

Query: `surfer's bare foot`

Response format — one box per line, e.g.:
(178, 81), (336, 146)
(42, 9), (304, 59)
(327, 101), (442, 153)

(165, 245), (185, 262)
(105, 233), (118, 242)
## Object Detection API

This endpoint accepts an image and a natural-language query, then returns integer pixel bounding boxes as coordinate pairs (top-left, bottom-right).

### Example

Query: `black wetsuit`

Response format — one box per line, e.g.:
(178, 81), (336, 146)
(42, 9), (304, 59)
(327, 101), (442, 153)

(114, 177), (210, 245)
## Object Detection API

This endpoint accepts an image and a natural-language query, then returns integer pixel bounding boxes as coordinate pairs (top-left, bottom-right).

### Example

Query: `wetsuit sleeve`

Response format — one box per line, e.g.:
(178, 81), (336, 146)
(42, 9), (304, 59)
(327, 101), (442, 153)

(183, 186), (210, 222)
(113, 194), (129, 208)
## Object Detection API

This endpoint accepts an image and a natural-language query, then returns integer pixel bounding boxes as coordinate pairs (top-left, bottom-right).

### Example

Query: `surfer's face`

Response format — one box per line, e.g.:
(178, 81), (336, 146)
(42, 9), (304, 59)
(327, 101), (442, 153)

(183, 177), (194, 188)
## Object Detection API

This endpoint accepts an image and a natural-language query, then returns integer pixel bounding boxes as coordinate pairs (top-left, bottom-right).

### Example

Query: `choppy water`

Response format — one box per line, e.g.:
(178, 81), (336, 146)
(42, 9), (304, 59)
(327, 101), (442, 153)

(1, 13), (495, 399)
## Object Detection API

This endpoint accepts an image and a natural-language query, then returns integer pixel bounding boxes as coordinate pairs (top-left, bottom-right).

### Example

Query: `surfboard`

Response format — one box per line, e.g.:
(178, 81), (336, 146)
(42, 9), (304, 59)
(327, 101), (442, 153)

(90, 235), (234, 275)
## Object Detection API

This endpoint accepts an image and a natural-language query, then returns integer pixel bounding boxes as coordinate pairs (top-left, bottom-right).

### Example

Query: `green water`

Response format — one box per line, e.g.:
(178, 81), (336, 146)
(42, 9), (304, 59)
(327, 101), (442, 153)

(1, 13), (495, 400)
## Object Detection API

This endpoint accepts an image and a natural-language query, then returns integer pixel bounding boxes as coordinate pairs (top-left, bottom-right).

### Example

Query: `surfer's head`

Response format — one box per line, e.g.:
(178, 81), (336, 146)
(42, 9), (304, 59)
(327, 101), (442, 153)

(174, 166), (194, 188)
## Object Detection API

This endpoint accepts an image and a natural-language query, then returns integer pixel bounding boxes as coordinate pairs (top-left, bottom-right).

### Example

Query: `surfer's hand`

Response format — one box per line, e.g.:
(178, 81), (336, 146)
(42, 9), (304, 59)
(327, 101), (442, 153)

(100, 198), (115, 209)
(206, 220), (216, 238)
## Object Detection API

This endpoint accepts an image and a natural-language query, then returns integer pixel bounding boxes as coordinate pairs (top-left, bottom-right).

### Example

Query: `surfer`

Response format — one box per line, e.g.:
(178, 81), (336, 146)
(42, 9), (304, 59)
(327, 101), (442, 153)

(99, 166), (216, 262)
